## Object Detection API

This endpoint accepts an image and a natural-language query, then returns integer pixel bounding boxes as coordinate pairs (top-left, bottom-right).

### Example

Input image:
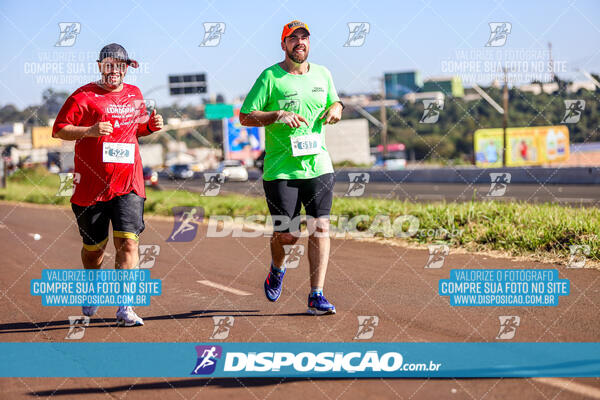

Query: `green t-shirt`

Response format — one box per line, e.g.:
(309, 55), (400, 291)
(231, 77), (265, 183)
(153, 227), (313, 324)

(241, 62), (340, 181)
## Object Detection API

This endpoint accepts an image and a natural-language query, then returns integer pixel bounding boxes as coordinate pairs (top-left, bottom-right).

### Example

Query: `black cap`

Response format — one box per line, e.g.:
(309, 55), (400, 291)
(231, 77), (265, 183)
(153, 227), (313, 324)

(97, 43), (139, 68)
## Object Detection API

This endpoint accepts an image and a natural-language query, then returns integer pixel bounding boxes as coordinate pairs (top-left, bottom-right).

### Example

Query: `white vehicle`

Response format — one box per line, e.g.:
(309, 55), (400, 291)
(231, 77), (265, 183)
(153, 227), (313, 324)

(217, 160), (248, 182)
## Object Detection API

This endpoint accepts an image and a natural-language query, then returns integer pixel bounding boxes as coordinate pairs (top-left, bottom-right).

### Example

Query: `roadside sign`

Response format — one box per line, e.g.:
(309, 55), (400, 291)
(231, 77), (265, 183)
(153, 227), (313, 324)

(168, 73), (207, 95)
(205, 104), (234, 120)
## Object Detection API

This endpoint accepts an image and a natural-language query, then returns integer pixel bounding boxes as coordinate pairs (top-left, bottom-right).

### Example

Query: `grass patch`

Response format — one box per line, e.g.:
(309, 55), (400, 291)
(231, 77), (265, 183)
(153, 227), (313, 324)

(2, 167), (598, 262)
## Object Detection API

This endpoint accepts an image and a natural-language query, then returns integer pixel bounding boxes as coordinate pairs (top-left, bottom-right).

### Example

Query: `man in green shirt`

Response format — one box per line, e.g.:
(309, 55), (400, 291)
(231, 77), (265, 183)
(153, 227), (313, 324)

(240, 20), (343, 315)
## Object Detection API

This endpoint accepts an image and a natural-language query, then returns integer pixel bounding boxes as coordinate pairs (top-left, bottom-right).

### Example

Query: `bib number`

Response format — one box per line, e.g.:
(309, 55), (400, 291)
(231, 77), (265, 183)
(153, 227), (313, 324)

(102, 142), (134, 164)
(290, 134), (322, 157)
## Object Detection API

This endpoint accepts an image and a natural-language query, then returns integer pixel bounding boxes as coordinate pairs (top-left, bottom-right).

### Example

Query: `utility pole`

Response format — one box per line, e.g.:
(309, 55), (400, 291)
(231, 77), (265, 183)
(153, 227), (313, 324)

(502, 67), (509, 167)
(379, 78), (388, 158)
(548, 42), (555, 82)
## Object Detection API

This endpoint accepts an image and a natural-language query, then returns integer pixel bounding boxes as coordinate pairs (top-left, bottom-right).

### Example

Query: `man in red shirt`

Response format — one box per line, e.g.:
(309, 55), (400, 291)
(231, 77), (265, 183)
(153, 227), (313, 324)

(53, 43), (163, 327)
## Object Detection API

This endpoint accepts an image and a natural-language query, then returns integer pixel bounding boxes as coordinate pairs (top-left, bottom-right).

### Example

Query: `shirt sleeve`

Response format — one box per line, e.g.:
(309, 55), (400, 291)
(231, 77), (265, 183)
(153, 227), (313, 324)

(52, 94), (83, 137)
(240, 70), (270, 114)
(325, 68), (340, 108)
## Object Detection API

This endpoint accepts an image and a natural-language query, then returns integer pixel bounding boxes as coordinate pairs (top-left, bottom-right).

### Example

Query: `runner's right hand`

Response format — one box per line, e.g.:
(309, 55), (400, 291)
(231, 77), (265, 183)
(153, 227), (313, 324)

(87, 121), (113, 137)
(276, 110), (308, 128)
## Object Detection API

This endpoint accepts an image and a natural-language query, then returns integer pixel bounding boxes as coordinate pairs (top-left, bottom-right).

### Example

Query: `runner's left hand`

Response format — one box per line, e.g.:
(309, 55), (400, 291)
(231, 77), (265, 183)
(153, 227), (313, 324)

(148, 109), (163, 131)
(319, 102), (343, 125)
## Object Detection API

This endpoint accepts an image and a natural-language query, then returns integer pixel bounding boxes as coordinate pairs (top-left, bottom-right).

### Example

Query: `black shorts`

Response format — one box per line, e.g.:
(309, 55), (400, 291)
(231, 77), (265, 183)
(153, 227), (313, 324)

(262, 173), (334, 233)
(71, 191), (145, 251)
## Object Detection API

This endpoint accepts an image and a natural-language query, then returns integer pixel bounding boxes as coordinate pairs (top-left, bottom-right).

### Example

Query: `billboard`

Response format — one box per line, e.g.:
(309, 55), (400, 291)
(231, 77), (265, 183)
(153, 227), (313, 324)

(474, 125), (569, 167)
(222, 107), (264, 162)
(168, 73), (207, 95)
(422, 76), (464, 98)
(205, 103), (234, 120)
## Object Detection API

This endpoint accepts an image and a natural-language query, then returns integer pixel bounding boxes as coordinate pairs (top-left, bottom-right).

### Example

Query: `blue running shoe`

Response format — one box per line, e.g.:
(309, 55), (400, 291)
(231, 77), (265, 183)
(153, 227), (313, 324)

(264, 267), (285, 302)
(307, 292), (336, 315)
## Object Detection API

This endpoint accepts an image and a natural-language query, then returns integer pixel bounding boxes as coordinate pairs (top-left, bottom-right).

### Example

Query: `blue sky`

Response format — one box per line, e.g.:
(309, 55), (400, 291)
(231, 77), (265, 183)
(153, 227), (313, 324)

(1, 0), (599, 108)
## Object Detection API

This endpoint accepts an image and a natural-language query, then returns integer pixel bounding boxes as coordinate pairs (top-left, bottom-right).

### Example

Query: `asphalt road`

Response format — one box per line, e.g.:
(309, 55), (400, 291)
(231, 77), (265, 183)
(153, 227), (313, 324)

(161, 178), (599, 206)
(1, 203), (600, 399)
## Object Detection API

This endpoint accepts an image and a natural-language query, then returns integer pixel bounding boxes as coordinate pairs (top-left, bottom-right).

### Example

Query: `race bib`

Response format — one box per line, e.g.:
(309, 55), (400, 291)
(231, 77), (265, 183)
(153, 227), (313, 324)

(290, 134), (322, 157)
(102, 142), (134, 164)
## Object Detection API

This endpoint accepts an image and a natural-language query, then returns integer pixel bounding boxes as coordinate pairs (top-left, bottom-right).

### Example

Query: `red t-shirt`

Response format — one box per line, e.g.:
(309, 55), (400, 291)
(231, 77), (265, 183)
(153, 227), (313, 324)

(53, 82), (148, 206)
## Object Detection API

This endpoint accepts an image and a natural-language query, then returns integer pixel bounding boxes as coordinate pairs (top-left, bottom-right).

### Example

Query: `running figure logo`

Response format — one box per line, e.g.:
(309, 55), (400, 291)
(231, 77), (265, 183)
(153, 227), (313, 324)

(133, 99), (156, 124)
(485, 22), (511, 47)
(191, 345), (222, 375)
(420, 99), (444, 123)
(424, 244), (449, 269)
(562, 100), (585, 123)
(345, 173), (370, 197)
(202, 173), (225, 196)
(567, 245), (590, 269)
(277, 99), (300, 115)
(167, 207), (204, 242)
(65, 316), (90, 340)
(55, 23), (81, 47)
(344, 22), (370, 47)
(496, 316), (520, 340)
(487, 172), (511, 197)
(210, 316), (234, 340)
(283, 244), (304, 269)
(138, 245), (160, 269)
(56, 172), (81, 197)
(354, 316), (379, 340)
(199, 23), (225, 47)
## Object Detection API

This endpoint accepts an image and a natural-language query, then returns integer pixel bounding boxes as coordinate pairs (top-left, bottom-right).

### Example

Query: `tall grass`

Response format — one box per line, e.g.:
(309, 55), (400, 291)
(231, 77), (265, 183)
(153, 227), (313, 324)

(2, 168), (598, 261)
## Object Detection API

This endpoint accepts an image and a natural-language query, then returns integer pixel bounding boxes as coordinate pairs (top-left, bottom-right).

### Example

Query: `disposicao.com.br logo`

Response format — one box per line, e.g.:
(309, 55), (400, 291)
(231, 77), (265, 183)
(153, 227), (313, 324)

(193, 348), (442, 375)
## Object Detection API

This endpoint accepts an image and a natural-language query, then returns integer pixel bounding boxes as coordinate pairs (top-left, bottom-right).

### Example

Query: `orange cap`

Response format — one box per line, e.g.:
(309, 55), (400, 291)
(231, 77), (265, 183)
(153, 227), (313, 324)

(281, 20), (310, 42)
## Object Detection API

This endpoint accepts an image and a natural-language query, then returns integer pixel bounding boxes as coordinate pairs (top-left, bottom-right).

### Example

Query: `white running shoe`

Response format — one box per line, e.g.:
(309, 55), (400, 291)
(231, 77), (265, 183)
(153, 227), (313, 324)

(116, 306), (144, 327)
(82, 305), (99, 317)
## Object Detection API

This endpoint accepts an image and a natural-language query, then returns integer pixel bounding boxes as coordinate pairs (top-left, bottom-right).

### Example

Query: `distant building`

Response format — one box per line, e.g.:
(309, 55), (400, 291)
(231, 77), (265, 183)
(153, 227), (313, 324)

(422, 76), (464, 97)
(325, 119), (371, 165)
(0, 122), (24, 136)
(518, 81), (596, 95)
(568, 81), (597, 93)
(518, 82), (559, 95)
(384, 71), (423, 98)
(462, 88), (482, 102)
(402, 91), (444, 104)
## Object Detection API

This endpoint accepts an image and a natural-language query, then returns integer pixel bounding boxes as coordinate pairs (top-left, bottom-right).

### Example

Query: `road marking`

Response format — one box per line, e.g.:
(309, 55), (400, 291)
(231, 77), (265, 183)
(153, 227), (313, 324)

(197, 280), (252, 296)
(533, 378), (600, 399)
(554, 197), (595, 203)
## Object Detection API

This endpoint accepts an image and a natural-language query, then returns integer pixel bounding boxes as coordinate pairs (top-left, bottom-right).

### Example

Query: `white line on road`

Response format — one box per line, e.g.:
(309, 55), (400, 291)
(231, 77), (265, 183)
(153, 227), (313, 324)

(197, 280), (252, 296)
(554, 197), (595, 203)
(533, 378), (600, 399)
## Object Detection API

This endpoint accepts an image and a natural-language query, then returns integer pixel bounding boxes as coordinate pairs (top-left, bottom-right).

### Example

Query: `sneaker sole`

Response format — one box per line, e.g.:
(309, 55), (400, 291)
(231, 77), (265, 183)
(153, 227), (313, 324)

(307, 307), (336, 315)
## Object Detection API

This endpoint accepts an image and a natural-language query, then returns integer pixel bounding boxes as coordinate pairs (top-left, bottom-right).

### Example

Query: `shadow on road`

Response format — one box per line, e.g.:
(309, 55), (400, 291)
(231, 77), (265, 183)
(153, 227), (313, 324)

(0, 309), (309, 334)
(27, 377), (342, 396)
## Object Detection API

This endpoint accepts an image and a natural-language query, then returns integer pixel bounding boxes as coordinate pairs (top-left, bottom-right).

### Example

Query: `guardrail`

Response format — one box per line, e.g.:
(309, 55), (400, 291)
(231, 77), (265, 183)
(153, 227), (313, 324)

(333, 167), (600, 185)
